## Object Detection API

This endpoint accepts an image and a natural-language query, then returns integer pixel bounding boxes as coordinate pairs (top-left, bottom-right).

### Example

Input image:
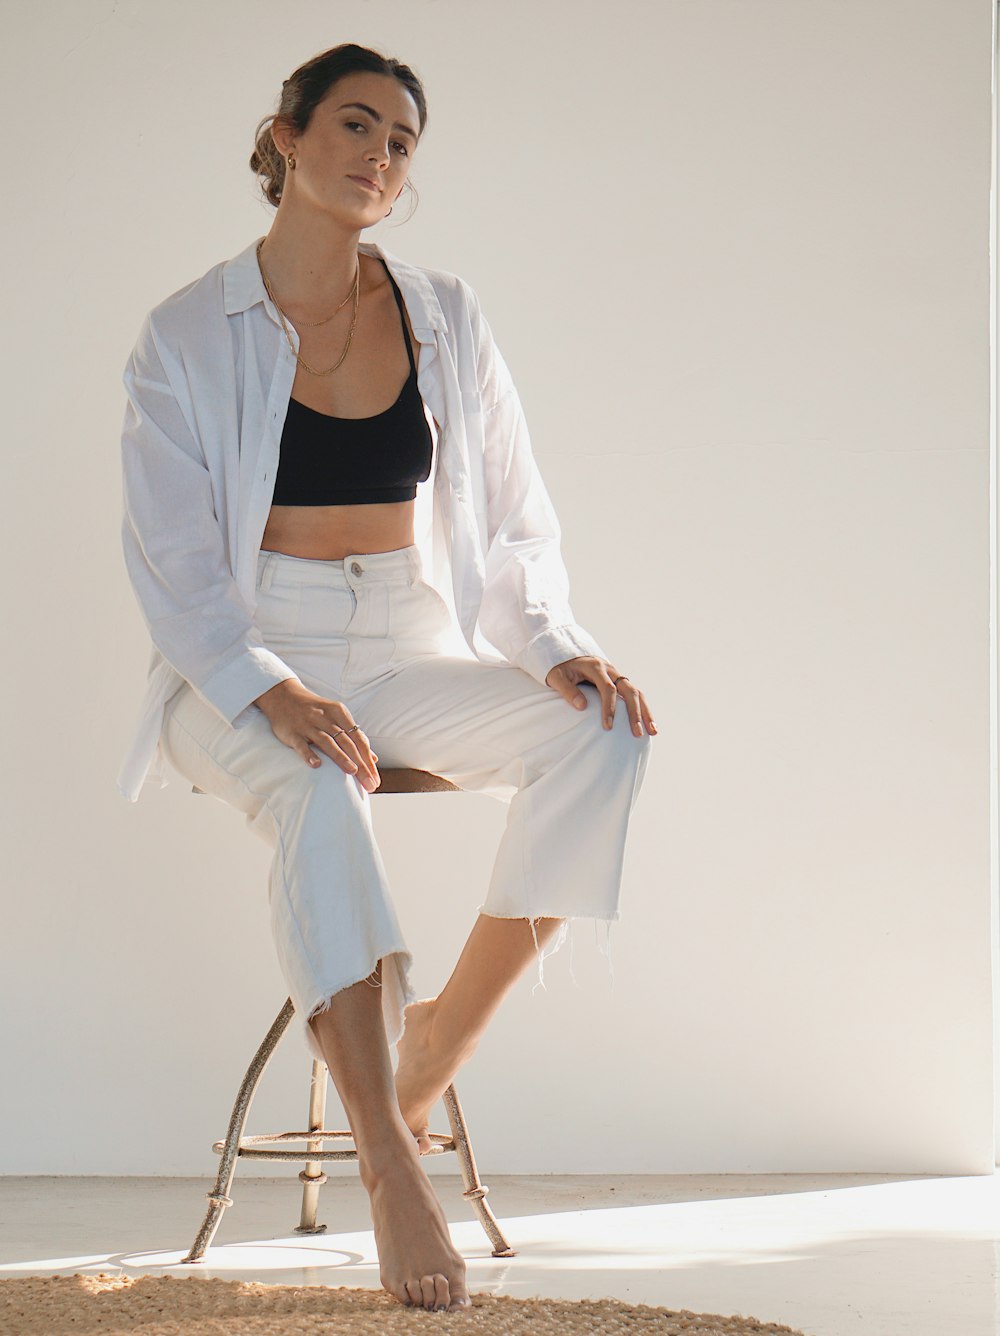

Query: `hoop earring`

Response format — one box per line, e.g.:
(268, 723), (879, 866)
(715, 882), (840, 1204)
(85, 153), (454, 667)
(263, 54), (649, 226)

(286, 152), (296, 170)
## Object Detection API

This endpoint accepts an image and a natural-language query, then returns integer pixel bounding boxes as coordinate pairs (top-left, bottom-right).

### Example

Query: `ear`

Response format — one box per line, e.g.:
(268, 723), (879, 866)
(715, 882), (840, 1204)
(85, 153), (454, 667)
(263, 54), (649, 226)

(270, 117), (292, 159)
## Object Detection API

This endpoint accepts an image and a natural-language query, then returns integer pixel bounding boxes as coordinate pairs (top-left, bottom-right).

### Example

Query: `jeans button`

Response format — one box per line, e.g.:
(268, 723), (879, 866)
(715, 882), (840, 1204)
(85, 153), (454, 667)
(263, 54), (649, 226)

(350, 561), (363, 576)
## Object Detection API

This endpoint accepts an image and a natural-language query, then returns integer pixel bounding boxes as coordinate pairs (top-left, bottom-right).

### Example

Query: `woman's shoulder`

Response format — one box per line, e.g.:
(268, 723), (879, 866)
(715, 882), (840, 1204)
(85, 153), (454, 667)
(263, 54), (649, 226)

(139, 255), (229, 348)
(363, 242), (482, 320)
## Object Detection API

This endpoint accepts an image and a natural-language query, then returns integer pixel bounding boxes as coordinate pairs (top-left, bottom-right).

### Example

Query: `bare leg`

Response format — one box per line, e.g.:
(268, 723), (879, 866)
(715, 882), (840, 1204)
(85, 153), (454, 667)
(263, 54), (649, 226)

(394, 914), (565, 1153)
(307, 961), (471, 1312)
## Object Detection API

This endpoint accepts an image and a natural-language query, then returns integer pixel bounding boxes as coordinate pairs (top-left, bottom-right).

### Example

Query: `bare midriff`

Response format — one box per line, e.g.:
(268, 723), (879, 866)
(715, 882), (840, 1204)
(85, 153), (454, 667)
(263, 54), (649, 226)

(261, 499), (417, 561)
(259, 252), (434, 563)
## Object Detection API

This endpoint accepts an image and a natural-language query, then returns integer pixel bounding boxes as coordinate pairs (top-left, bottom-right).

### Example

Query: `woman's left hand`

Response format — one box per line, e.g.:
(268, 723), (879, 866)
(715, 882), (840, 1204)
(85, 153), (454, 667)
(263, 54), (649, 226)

(544, 657), (657, 738)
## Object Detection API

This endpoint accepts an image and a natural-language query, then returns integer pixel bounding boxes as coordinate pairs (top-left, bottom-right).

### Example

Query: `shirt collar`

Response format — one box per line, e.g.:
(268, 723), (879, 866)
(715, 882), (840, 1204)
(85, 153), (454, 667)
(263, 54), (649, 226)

(222, 234), (448, 335)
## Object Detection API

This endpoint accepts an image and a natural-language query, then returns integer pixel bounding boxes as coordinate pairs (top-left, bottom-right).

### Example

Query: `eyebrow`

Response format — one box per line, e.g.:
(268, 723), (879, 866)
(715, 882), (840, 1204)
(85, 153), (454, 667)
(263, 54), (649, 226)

(335, 102), (418, 143)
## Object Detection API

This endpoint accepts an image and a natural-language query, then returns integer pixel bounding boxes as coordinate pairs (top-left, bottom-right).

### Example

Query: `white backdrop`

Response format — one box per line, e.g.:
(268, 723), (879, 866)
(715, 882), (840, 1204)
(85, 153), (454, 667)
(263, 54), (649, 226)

(2, 0), (995, 1176)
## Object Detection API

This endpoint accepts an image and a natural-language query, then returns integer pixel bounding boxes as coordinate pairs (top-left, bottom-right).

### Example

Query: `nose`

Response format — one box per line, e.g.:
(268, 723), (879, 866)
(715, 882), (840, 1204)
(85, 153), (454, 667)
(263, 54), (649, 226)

(367, 140), (392, 170)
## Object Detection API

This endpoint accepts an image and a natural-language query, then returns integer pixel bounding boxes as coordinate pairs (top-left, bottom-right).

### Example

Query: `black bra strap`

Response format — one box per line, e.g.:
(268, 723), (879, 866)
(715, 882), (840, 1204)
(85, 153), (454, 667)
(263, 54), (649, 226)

(380, 258), (417, 376)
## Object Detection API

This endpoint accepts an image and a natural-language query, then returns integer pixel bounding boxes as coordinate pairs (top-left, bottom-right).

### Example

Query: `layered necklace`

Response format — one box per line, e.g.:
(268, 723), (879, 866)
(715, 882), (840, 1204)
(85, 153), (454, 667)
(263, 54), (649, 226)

(255, 238), (360, 378)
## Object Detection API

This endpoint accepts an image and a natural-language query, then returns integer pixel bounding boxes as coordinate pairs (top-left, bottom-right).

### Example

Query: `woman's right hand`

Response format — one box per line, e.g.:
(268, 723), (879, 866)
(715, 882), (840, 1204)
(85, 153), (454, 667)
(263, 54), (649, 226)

(253, 680), (380, 790)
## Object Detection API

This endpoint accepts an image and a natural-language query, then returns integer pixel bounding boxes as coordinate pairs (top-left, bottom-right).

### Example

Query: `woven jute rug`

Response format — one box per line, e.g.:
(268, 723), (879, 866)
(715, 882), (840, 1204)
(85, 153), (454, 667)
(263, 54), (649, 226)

(0, 1272), (812, 1334)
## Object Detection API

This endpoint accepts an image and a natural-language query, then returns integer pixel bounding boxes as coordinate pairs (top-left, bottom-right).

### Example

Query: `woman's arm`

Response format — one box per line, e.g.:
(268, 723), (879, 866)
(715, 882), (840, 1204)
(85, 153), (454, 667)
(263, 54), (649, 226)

(464, 281), (608, 688)
(120, 312), (301, 726)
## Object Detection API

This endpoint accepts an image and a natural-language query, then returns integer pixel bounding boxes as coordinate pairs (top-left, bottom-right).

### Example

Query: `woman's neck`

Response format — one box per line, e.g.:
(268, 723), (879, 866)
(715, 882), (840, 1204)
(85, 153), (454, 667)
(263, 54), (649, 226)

(257, 213), (376, 316)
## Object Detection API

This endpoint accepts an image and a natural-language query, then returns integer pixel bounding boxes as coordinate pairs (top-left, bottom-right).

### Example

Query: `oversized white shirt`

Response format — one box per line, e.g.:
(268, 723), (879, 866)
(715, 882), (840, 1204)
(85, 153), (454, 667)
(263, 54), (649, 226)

(115, 234), (607, 802)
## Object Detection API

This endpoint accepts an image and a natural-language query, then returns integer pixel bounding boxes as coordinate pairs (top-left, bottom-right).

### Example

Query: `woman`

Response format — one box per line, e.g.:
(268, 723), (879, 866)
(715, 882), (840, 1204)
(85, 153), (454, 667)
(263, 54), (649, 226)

(116, 42), (654, 1314)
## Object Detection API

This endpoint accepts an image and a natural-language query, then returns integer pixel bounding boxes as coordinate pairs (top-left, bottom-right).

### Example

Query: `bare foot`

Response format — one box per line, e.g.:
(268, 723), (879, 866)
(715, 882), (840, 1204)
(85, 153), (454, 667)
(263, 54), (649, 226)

(360, 1133), (472, 1311)
(394, 998), (474, 1155)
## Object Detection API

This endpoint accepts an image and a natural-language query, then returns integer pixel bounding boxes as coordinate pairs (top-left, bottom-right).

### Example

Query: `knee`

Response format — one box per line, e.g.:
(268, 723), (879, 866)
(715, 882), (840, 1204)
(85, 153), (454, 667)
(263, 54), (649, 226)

(584, 691), (653, 766)
(267, 748), (364, 822)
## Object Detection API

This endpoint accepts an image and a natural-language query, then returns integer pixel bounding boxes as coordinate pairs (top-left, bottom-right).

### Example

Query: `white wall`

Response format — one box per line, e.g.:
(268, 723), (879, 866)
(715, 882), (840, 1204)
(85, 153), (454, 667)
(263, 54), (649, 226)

(2, 0), (994, 1176)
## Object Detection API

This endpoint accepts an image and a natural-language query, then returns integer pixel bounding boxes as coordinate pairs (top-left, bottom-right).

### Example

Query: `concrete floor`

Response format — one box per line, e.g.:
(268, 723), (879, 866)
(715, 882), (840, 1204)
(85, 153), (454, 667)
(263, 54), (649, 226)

(1, 1172), (999, 1334)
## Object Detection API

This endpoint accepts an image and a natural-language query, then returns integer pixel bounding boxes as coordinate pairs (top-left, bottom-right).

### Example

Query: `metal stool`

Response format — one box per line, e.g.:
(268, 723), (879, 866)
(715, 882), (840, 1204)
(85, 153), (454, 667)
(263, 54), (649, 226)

(180, 766), (516, 1264)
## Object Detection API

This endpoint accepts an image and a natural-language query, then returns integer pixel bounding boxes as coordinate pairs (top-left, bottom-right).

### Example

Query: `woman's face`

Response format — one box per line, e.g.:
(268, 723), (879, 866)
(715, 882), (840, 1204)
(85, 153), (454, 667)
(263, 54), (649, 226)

(274, 71), (420, 221)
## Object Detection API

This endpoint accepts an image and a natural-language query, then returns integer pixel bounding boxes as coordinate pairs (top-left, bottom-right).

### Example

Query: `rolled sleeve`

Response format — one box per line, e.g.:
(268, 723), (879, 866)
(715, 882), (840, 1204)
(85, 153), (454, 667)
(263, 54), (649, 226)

(514, 623), (609, 689)
(198, 645), (302, 726)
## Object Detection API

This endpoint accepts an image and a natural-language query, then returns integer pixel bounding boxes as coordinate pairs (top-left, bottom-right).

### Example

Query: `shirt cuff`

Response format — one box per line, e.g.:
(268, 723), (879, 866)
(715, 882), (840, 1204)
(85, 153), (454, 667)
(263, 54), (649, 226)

(195, 647), (302, 727)
(514, 624), (608, 688)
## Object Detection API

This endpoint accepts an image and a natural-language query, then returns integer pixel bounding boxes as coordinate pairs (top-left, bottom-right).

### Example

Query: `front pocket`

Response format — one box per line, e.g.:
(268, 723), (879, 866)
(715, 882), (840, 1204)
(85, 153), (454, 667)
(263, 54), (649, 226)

(411, 577), (452, 624)
(390, 580), (453, 650)
(253, 583), (303, 640)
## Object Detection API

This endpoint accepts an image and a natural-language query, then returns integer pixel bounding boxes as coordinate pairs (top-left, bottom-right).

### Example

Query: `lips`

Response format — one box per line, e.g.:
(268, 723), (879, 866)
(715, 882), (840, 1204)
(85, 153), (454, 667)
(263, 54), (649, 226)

(348, 175), (381, 192)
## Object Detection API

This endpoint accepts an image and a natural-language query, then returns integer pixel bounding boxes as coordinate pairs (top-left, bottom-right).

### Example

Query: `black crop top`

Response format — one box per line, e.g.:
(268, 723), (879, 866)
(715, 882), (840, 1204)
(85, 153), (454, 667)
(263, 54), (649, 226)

(270, 259), (434, 506)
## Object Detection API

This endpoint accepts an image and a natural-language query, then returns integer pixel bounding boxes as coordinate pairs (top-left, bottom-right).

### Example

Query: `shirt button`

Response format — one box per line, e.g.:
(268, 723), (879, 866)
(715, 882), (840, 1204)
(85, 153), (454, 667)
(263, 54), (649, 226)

(350, 561), (363, 576)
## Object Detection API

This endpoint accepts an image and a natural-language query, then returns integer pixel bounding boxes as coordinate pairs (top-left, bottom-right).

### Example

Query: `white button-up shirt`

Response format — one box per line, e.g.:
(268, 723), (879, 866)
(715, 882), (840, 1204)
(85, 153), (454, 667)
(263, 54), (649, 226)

(116, 234), (607, 802)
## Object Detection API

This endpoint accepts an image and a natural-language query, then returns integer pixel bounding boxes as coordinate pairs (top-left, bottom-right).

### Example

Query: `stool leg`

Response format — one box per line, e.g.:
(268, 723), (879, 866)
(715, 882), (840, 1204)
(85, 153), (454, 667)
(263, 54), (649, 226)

(180, 998), (295, 1264)
(441, 1083), (516, 1257)
(294, 1059), (330, 1234)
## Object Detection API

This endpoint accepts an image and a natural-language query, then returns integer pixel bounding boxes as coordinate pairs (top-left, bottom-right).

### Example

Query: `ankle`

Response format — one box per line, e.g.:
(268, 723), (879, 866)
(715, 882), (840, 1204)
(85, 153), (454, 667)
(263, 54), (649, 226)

(357, 1123), (419, 1188)
(428, 1003), (480, 1069)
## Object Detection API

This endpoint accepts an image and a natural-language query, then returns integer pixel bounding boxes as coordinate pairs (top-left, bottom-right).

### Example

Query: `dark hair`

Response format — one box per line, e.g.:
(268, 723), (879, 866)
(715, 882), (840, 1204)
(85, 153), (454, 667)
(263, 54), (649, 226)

(250, 42), (428, 211)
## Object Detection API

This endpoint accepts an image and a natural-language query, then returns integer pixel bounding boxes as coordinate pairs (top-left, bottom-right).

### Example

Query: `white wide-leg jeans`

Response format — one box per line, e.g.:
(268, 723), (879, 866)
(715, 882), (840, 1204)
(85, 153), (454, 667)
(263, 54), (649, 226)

(159, 544), (652, 1064)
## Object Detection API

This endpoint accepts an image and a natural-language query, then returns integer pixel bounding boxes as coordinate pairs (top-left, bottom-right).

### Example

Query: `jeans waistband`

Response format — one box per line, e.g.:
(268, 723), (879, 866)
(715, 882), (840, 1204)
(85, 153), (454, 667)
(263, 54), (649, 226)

(256, 543), (424, 592)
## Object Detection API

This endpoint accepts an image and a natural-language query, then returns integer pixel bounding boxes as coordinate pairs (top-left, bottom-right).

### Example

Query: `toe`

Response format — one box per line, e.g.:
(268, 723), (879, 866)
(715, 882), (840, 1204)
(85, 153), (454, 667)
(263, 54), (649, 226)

(433, 1273), (451, 1310)
(420, 1273), (446, 1310)
(404, 1278), (423, 1307)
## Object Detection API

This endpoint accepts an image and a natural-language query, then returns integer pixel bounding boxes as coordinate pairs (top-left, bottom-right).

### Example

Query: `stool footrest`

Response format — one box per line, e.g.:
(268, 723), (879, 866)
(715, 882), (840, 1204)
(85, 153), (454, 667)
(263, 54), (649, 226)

(226, 1129), (455, 1147)
(215, 1143), (453, 1162)
(211, 1130), (456, 1161)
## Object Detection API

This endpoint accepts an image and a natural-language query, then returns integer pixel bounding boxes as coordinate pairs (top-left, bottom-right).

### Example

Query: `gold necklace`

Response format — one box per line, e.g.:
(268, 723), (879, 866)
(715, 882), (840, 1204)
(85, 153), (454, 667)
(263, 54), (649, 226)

(255, 238), (358, 327)
(255, 239), (360, 378)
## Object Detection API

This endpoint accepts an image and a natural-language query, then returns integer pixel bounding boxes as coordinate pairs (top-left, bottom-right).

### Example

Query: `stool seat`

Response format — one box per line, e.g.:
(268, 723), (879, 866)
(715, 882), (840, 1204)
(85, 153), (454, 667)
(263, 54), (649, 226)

(180, 768), (514, 1264)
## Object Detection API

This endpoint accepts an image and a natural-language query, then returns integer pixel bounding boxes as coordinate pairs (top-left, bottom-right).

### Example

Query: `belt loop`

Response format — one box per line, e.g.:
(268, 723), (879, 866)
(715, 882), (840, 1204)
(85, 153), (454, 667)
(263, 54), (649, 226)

(259, 550), (278, 592)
